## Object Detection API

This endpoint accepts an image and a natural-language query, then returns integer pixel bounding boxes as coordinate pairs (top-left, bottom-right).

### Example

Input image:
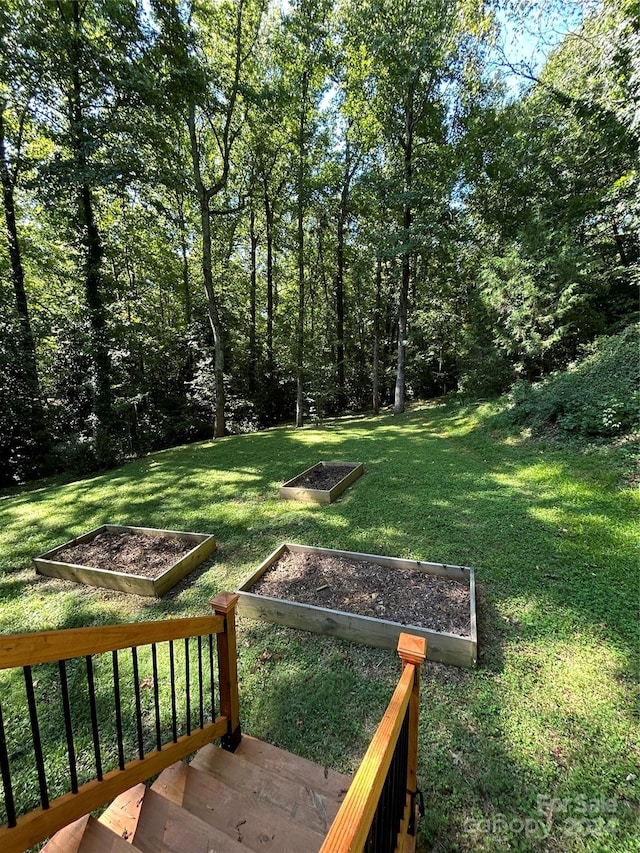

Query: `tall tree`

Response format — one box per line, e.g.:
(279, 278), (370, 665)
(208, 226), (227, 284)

(342, 0), (464, 414)
(0, 3), (49, 476)
(281, 0), (332, 427)
(153, 0), (265, 438)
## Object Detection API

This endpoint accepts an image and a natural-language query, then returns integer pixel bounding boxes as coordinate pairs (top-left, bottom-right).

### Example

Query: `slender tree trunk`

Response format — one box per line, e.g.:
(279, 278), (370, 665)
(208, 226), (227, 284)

(295, 71), (309, 429)
(0, 101), (48, 466)
(335, 148), (350, 411)
(612, 219), (629, 266)
(189, 104), (225, 438)
(176, 191), (192, 325)
(394, 94), (414, 415)
(69, 0), (114, 464)
(249, 206), (258, 395)
(264, 187), (275, 374)
(372, 255), (382, 415)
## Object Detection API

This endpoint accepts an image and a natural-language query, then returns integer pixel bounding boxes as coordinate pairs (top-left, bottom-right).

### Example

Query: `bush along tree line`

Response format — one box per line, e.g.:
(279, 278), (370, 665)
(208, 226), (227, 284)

(0, 0), (637, 485)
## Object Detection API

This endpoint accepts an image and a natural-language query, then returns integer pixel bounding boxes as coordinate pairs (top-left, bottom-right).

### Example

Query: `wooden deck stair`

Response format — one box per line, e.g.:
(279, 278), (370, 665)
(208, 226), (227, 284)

(41, 736), (352, 853)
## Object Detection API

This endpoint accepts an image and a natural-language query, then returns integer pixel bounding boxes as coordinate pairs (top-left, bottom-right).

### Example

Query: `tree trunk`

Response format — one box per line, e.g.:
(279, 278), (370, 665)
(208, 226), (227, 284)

(295, 70), (309, 429)
(372, 255), (382, 415)
(264, 186), (275, 375)
(0, 101), (48, 466)
(249, 206), (258, 396)
(69, 0), (114, 465)
(335, 150), (349, 411)
(394, 93), (414, 416)
(176, 190), (192, 325)
(189, 104), (226, 438)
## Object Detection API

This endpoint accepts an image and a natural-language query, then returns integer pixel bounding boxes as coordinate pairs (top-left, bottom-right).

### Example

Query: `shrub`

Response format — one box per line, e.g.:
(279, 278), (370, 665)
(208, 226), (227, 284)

(506, 324), (639, 437)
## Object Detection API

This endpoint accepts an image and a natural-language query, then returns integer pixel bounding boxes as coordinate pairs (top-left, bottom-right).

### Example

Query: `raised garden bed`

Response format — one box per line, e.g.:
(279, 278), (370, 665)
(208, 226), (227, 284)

(279, 461), (364, 504)
(34, 524), (217, 598)
(237, 543), (477, 668)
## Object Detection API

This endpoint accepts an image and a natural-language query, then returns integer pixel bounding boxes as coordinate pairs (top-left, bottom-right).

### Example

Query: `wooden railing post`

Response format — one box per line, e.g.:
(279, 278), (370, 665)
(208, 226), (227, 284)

(397, 633), (426, 848)
(211, 593), (241, 751)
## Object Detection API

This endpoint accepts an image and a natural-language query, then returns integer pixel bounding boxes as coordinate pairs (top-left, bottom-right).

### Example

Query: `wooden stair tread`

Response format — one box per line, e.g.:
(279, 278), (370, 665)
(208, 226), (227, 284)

(131, 786), (246, 853)
(40, 814), (91, 852)
(230, 734), (352, 799)
(153, 760), (327, 852)
(41, 815), (133, 853)
(98, 782), (146, 842)
(190, 743), (342, 831)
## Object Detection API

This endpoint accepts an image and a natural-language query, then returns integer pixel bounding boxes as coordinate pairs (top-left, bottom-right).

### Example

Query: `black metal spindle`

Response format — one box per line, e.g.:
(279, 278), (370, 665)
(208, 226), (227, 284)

(184, 638), (191, 735)
(169, 640), (178, 743)
(23, 665), (49, 809)
(0, 698), (16, 827)
(197, 635), (204, 729)
(112, 651), (125, 771)
(366, 706), (411, 853)
(208, 634), (215, 721)
(85, 656), (103, 781)
(58, 659), (79, 793)
(131, 647), (144, 759)
(152, 644), (161, 751)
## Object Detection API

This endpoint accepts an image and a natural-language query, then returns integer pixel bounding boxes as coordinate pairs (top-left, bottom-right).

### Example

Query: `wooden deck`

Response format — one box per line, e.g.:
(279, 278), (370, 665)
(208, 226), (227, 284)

(41, 736), (352, 853)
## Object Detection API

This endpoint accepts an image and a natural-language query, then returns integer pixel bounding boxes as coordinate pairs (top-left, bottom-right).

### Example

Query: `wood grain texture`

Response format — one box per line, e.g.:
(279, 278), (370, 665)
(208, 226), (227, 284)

(237, 591), (474, 668)
(279, 462), (364, 504)
(0, 720), (227, 853)
(237, 543), (476, 668)
(319, 665), (415, 852)
(34, 526), (216, 599)
(0, 614), (225, 668)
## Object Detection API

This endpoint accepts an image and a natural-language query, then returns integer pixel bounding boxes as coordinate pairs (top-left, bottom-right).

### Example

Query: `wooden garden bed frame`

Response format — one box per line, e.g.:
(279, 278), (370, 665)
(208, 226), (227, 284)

(237, 543), (477, 668)
(279, 461), (365, 504)
(34, 524), (217, 598)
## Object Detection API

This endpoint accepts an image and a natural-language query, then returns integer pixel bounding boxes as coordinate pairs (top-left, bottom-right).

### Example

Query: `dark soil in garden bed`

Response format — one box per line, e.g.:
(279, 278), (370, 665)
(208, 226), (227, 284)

(288, 464), (358, 490)
(55, 531), (195, 578)
(250, 551), (471, 636)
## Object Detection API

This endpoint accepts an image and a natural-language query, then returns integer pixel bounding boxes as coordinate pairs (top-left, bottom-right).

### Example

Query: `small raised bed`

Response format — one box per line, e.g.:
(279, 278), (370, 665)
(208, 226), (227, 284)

(237, 543), (477, 668)
(279, 461), (364, 504)
(34, 524), (217, 598)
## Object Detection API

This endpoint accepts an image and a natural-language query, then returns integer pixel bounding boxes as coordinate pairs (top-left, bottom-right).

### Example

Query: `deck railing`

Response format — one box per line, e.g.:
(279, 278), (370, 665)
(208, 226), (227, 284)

(320, 633), (427, 853)
(0, 592), (241, 853)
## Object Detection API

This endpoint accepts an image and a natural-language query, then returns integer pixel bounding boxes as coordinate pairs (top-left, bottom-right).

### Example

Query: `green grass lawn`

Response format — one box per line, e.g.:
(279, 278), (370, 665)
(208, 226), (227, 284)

(1, 401), (638, 851)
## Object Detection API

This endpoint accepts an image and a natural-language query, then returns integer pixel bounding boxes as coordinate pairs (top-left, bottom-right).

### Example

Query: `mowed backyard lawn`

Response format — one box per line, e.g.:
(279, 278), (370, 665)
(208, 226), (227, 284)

(1, 401), (638, 852)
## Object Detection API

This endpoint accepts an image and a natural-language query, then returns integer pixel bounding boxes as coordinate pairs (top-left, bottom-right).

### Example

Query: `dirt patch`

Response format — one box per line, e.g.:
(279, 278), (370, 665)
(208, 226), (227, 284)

(250, 551), (471, 636)
(288, 464), (358, 490)
(55, 531), (195, 579)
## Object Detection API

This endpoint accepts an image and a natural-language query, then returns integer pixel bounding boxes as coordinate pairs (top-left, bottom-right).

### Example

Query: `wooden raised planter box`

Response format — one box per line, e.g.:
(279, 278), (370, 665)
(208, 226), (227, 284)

(34, 524), (217, 598)
(237, 543), (477, 668)
(279, 461), (364, 504)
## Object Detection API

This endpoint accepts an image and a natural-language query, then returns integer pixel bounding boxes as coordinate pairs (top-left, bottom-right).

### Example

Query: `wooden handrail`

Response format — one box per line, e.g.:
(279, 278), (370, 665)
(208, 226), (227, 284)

(320, 633), (427, 853)
(0, 595), (241, 853)
(0, 615), (225, 669)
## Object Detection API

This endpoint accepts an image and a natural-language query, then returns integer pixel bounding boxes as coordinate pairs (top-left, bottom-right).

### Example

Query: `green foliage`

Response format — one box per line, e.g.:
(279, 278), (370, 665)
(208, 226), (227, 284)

(507, 325), (640, 437)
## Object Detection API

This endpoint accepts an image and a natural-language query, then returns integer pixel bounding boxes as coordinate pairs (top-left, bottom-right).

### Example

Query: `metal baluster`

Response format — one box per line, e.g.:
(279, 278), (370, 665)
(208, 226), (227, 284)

(169, 640), (178, 743)
(85, 656), (102, 781)
(112, 651), (125, 771)
(58, 660), (78, 792)
(23, 665), (49, 809)
(197, 635), (204, 729)
(208, 634), (215, 722)
(131, 647), (144, 759)
(152, 644), (161, 751)
(0, 698), (16, 827)
(185, 638), (191, 736)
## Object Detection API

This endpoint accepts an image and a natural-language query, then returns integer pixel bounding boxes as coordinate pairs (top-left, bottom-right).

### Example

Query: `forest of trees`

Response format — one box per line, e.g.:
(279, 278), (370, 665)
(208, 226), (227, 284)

(1, 0), (638, 484)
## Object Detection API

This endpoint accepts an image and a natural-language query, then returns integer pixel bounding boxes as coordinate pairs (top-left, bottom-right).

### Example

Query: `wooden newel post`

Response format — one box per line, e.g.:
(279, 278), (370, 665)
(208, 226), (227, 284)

(397, 633), (427, 845)
(211, 593), (241, 752)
